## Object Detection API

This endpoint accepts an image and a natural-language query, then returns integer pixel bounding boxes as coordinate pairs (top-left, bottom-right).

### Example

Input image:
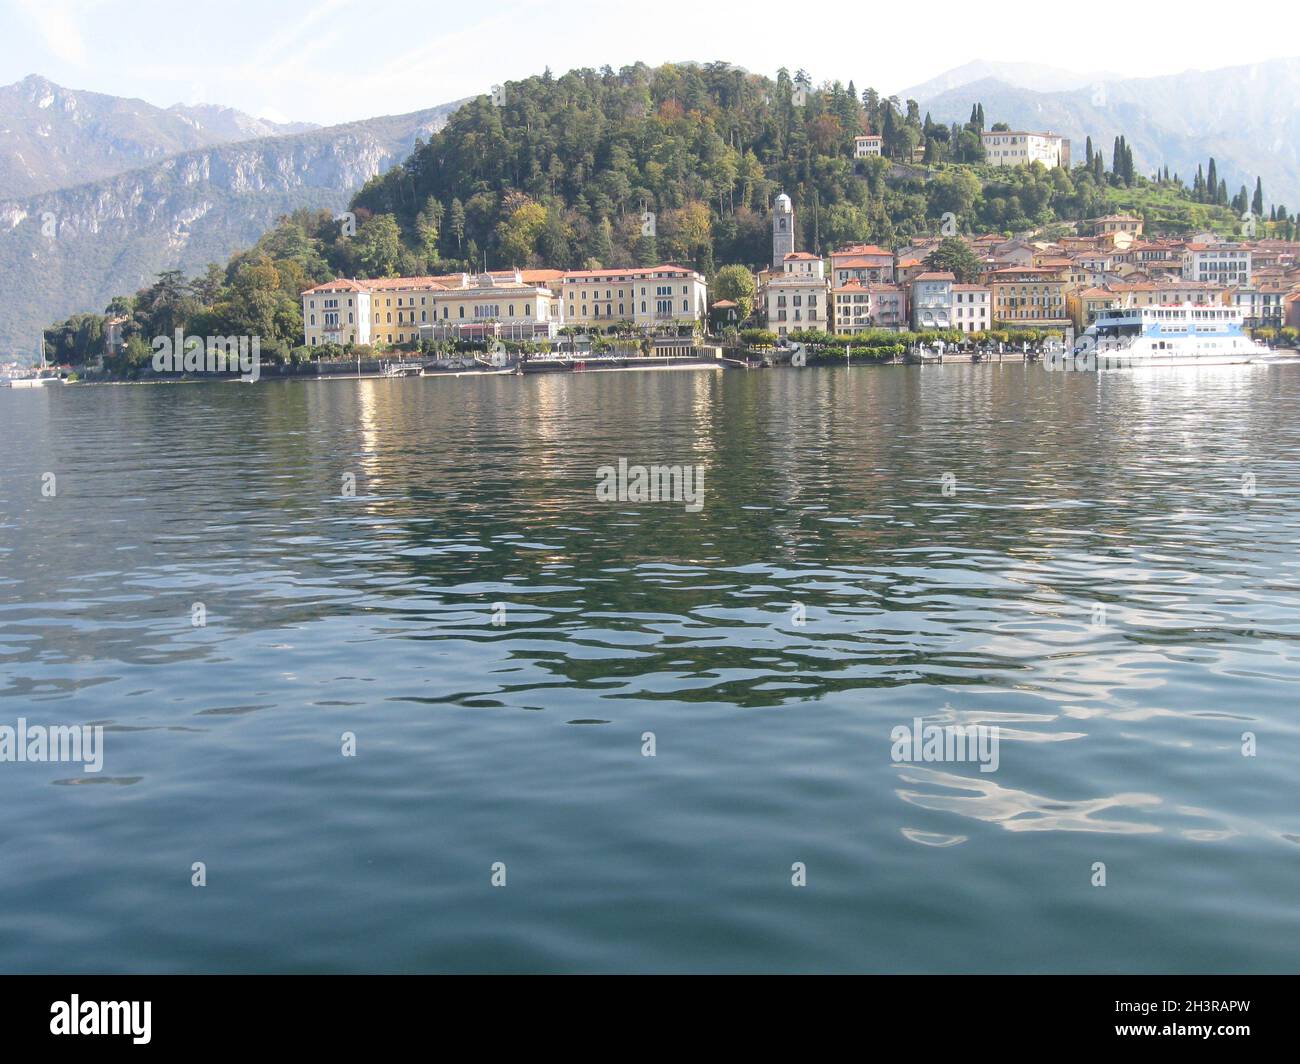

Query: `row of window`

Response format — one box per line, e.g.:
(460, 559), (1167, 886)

(567, 284), (692, 297)
(835, 270), (892, 282)
(571, 300), (691, 317)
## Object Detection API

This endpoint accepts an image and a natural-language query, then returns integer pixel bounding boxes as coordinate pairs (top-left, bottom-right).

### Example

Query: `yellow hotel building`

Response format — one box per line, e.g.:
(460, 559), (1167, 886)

(303, 270), (563, 347)
(559, 265), (707, 329)
(303, 265), (706, 348)
(989, 266), (1074, 327)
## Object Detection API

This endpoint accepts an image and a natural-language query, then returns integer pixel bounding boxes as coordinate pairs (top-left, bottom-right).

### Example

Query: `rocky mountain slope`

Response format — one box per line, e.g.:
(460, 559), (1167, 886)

(0, 74), (316, 198)
(1, 100), (464, 356)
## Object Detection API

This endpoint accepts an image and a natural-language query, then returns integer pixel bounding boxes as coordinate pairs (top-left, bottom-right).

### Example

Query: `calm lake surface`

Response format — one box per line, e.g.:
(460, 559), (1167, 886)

(1, 363), (1297, 973)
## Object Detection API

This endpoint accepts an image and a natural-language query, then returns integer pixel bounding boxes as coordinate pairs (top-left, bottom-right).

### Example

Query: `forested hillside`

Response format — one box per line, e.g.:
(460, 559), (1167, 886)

(348, 61), (1279, 276)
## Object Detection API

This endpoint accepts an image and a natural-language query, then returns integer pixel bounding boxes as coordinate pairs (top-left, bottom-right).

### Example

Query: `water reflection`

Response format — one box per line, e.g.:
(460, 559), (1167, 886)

(2, 364), (1299, 972)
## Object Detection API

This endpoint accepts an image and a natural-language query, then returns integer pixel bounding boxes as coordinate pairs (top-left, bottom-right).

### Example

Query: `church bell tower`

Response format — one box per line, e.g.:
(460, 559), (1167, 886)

(772, 192), (794, 270)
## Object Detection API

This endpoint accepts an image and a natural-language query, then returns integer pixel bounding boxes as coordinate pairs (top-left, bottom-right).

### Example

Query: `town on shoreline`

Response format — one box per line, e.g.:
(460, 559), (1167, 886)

(291, 191), (1299, 364)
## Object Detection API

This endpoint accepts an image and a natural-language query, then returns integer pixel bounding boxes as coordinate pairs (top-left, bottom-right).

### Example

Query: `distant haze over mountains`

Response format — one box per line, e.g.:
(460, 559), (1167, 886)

(0, 74), (318, 198)
(912, 57), (1300, 216)
(0, 77), (464, 358)
(898, 61), (1124, 101)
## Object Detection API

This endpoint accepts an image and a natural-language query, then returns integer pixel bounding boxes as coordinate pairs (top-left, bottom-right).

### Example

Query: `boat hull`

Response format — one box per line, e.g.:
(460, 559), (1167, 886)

(1096, 353), (1262, 368)
(4, 378), (62, 388)
(1049, 350), (1267, 371)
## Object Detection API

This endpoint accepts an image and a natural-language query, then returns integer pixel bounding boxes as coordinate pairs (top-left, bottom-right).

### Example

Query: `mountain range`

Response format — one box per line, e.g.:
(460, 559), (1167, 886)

(913, 58), (1300, 219)
(0, 74), (318, 198)
(898, 60), (1125, 101)
(0, 79), (464, 358)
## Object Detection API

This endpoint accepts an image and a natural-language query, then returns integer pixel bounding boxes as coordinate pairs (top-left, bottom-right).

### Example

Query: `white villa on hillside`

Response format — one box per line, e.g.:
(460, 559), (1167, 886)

(981, 131), (1069, 169)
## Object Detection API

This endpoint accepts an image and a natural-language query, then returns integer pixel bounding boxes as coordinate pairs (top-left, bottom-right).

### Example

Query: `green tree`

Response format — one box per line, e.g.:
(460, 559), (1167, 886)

(448, 198), (467, 253)
(496, 196), (548, 265)
(923, 237), (982, 283)
(415, 196), (444, 263)
(210, 257), (301, 349)
(134, 269), (199, 339)
(352, 214), (403, 277)
(43, 313), (105, 365)
(584, 216), (614, 267)
(712, 264), (757, 322)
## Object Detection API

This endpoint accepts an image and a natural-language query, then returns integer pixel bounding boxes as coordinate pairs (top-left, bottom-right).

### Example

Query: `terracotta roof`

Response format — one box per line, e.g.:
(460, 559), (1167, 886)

(365, 276), (450, 291)
(981, 130), (1063, 139)
(833, 244), (891, 257)
(303, 271), (569, 297)
(835, 280), (903, 293)
(915, 271), (956, 281)
(766, 275), (830, 286)
(562, 263), (698, 279)
(301, 278), (369, 295)
(835, 256), (894, 269)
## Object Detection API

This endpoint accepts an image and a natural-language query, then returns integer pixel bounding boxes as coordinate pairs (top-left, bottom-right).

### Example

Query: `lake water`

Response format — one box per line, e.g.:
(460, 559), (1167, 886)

(1, 364), (1297, 973)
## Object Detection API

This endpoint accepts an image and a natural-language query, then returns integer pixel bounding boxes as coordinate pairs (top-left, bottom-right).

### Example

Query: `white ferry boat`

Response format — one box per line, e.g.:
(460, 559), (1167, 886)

(1072, 302), (1270, 367)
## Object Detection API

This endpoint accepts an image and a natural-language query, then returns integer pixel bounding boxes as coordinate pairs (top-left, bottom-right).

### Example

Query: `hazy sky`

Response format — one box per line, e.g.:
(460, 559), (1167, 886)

(4, 0), (1295, 125)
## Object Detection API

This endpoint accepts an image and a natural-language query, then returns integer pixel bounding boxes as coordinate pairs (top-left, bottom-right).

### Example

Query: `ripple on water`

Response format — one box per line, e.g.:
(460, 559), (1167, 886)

(0, 366), (1298, 972)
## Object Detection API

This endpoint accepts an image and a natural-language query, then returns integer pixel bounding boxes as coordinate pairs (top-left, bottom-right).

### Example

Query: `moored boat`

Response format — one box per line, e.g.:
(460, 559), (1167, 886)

(4, 376), (63, 388)
(1069, 303), (1270, 368)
